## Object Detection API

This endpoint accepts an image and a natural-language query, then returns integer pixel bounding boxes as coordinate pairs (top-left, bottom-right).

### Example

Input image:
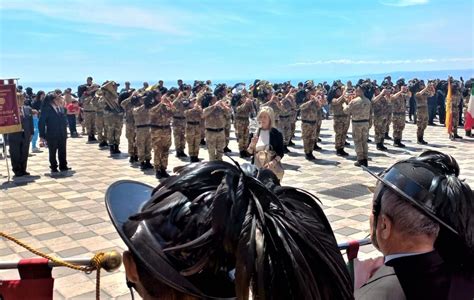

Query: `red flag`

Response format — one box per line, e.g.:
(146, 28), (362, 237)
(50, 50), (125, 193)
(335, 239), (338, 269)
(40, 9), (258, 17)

(0, 79), (22, 134)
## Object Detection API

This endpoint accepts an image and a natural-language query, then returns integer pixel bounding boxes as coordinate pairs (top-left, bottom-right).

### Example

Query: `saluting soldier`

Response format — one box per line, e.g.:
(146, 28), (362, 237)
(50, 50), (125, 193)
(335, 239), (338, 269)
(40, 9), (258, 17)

(99, 81), (123, 155)
(314, 84), (327, 151)
(214, 84), (232, 153)
(372, 86), (391, 151)
(413, 79), (435, 144)
(232, 91), (253, 158)
(133, 92), (154, 170)
(450, 79), (463, 140)
(299, 86), (320, 160)
(330, 83), (351, 156)
(202, 92), (228, 161)
(120, 90), (138, 163)
(184, 98), (203, 163)
(279, 91), (293, 153)
(79, 77), (99, 143)
(390, 79), (410, 147)
(344, 80), (373, 167)
(171, 86), (189, 158)
(92, 89), (108, 148)
(149, 91), (174, 179)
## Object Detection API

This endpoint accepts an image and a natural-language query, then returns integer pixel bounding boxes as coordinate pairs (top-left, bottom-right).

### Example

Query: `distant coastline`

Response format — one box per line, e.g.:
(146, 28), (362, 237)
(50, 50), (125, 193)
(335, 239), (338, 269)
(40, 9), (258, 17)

(12, 68), (474, 92)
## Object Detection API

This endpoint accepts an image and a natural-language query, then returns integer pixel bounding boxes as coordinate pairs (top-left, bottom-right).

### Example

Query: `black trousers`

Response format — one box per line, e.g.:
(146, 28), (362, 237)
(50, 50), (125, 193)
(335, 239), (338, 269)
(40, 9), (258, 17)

(428, 105), (437, 124)
(47, 137), (67, 170)
(438, 103), (446, 124)
(67, 114), (77, 134)
(9, 135), (30, 175)
(409, 97), (417, 120)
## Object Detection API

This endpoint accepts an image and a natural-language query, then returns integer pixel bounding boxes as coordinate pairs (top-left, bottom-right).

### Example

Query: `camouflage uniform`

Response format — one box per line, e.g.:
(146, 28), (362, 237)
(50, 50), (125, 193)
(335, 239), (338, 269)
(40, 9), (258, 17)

(121, 96), (136, 157)
(279, 97), (293, 146)
(100, 94), (124, 146)
(172, 97), (187, 154)
(82, 94), (96, 136)
(290, 99), (298, 140)
(385, 100), (393, 136)
(234, 100), (253, 151)
(203, 104), (227, 161)
(185, 105), (203, 158)
(344, 96), (372, 164)
(149, 102), (173, 170)
(451, 91), (461, 136)
(299, 100), (319, 155)
(133, 105), (151, 163)
(224, 106), (232, 149)
(92, 94), (107, 145)
(315, 107), (323, 142)
(372, 94), (390, 144)
(391, 93), (408, 141)
(331, 95), (350, 150)
(415, 89), (432, 141)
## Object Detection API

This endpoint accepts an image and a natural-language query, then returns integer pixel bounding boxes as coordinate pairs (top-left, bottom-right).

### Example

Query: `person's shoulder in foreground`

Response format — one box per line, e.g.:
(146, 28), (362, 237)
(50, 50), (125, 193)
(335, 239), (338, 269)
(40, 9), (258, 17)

(105, 161), (353, 300)
(355, 150), (474, 300)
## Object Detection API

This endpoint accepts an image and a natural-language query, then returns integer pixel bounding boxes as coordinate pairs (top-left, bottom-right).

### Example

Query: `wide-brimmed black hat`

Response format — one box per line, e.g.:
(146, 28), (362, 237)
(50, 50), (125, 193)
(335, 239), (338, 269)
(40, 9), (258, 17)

(363, 150), (474, 268)
(105, 179), (235, 299)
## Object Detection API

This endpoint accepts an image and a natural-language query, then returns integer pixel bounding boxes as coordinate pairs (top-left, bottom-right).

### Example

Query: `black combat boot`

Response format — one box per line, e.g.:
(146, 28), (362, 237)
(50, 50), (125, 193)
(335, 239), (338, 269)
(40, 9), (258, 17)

(109, 145), (115, 155)
(367, 138), (372, 142)
(88, 135), (95, 142)
(144, 160), (153, 169)
(200, 139), (206, 146)
(453, 133), (463, 139)
(466, 130), (472, 137)
(317, 138), (322, 142)
(384, 132), (392, 140)
(129, 156), (135, 163)
(114, 144), (121, 154)
(345, 141), (350, 146)
(176, 150), (188, 158)
(376, 140), (388, 151)
(417, 135), (428, 145)
(361, 159), (368, 167)
(161, 168), (170, 178)
(288, 139), (295, 146)
(91, 135), (98, 141)
(223, 146), (232, 153)
(155, 169), (163, 179)
(140, 161), (146, 170)
(354, 160), (363, 167)
(393, 139), (406, 148)
(239, 150), (250, 158)
(134, 155), (139, 162)
(190, 156), (200, 163)
(336, 148), (349, 156)
(313, 143), (322, 151)
(99, 141), (108, 148)
(283, 146), (290, 153)
(305, 152), (316, 160)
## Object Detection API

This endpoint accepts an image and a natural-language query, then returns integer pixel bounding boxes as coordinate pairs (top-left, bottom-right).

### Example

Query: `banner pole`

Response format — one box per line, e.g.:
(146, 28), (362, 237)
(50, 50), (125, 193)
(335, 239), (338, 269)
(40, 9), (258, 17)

(3, 140), (10, 182)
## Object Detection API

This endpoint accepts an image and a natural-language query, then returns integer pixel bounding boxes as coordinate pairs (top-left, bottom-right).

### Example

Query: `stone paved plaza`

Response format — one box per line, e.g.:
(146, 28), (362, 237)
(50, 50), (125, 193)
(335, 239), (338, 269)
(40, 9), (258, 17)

(1, 118), (473, 299)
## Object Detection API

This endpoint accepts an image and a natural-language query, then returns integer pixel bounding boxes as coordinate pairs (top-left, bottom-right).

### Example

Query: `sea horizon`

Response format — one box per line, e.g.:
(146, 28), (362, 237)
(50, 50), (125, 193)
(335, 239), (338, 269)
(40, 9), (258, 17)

(11, 68), (474, 93)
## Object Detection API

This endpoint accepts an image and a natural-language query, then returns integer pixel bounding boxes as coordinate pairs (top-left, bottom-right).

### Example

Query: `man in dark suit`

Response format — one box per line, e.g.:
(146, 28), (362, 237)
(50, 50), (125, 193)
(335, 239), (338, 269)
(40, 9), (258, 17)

(7, 93), (34, 177)
(39, 92), (71, 173)
(356, 151), (474, 300)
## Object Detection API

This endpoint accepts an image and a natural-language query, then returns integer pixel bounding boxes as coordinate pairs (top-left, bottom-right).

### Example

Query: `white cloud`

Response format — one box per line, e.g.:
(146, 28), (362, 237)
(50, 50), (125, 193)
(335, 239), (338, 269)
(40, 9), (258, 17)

(0, 0), (193, 36)
(380, 0), (429, 7)
(289, 57), (474, 66)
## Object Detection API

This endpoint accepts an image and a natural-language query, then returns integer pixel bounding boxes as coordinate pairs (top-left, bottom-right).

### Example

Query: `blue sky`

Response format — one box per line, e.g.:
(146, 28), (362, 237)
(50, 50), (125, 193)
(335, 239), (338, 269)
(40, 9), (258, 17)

(0, 0), (473, 83)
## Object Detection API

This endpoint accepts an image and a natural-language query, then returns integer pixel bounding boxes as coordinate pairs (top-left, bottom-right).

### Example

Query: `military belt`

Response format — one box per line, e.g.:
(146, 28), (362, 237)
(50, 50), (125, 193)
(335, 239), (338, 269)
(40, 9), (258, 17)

(173, 116), (186, 120)
(333, 114), (348, 118)
(136, 125), (150, 128)
(150, 125), (171, 129)
(279, 115), (290, 118)
(187, 121), (200, 126)
(393, 112), (405, 116)
(206, 128), (224, 132)
(84, 110), (96, 113)
(352, 119), (369, 123)
(301, 120), (317, 124)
